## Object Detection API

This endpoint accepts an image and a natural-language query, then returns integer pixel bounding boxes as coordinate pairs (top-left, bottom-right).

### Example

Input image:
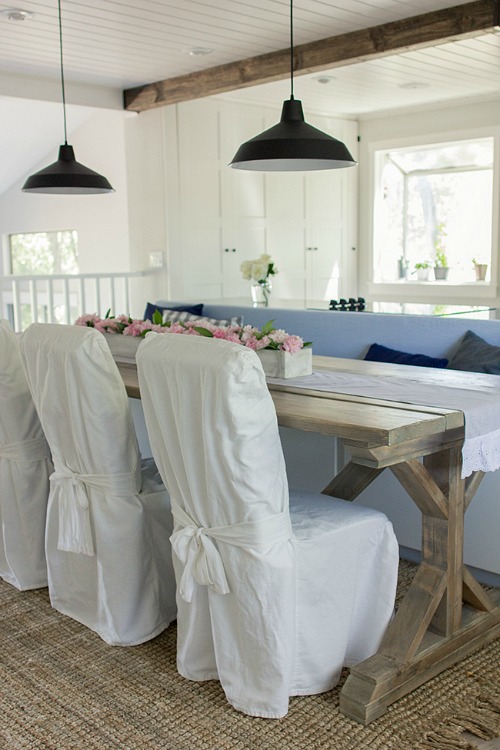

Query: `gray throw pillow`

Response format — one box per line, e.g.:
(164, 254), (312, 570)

(162, 309), (244, 327)
(447, 330), (500, 374)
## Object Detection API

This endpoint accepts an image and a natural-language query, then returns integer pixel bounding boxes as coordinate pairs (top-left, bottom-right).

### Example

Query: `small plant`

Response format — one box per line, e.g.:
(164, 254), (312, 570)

(414, 260), (432, 270)
(435, 250), (448, 268)
(434, 222), (448, 267)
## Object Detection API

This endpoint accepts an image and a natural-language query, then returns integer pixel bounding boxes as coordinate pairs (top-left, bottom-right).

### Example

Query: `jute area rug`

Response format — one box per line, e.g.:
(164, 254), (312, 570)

(1, 561), (499, 750)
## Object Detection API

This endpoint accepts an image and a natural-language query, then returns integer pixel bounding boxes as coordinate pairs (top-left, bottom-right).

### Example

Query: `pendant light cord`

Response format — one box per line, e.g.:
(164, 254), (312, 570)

(58, 0), (68, 145)
(290, 0), (294, 100)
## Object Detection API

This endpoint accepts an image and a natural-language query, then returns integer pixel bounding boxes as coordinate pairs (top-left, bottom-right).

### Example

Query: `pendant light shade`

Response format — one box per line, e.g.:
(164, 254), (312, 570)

(22, 0), (113, 194)
(230, 98), (356, 171)
(230, 0), (356, 172)
(23, 145), (114, 194)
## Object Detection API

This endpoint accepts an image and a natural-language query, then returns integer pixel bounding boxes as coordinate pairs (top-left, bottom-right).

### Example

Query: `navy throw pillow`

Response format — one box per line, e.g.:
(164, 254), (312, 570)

(143, 302), (203, 321)
(447, 330), (500, 374)
(364, 343), (449, 369)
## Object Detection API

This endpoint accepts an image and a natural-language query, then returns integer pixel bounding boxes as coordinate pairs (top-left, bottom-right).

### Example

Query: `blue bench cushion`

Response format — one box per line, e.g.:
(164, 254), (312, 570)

(364, 342), (449, 369)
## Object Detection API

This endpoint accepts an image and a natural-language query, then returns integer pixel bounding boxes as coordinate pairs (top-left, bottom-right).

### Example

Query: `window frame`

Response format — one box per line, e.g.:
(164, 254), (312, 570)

(367, 126), (500, 304)
(7, 228), (79, 276)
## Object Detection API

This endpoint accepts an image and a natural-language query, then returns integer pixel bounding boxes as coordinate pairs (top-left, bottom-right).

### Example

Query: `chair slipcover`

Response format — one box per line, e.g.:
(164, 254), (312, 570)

(137, 333), (399, 718)
(19, 323), (176, 645)
(0, 320), (52, 590)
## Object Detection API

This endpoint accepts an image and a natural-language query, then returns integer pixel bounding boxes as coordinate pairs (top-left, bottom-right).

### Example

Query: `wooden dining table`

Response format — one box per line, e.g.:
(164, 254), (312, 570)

(117, 354), (500, 725)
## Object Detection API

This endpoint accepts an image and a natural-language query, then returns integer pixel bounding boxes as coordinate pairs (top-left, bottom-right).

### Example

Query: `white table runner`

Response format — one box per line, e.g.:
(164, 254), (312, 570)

(267, 369), (500, 478)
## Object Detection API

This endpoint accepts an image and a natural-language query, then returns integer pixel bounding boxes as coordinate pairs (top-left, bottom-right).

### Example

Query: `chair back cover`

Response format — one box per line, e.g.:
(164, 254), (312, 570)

(0, 320), (51, 589)
(20, 323), (141, 498)
(20, 323), (142, 556)
(18, 323), (173, 644)
(137, 333), (296, 715)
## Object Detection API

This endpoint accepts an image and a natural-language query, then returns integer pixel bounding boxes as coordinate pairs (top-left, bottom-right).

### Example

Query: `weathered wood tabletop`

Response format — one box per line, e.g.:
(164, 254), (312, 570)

(117, 355), (500, 725)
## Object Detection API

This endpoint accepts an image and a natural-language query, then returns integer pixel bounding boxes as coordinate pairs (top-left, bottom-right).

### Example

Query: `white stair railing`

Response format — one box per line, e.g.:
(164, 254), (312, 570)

(0, 269), (164, 332)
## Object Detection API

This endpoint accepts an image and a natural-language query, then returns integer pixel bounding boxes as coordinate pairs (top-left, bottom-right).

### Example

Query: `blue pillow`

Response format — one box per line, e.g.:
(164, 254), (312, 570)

(447, 330), (500, 374)
(143, 302), (203, 321)
(364, 343), (448, 369)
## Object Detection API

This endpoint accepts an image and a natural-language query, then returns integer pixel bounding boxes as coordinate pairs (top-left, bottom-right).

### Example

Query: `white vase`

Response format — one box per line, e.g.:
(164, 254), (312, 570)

(256, 348), (312, 379)
(251, 280), (272, 307)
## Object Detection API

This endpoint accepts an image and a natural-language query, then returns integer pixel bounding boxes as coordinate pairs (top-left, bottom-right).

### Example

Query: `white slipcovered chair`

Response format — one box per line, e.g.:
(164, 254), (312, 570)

(0, 319), (52, 590)
(19, 323), (176, 645)
(136, 333), (399, 718)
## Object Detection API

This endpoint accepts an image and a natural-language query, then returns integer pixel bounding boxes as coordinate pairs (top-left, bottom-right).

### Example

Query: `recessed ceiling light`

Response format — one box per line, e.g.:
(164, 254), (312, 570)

(315, 76), (335, 84)
(0, 8), (34, 21)
(189, 47), (214, 56)
(399, 81), (430, 90)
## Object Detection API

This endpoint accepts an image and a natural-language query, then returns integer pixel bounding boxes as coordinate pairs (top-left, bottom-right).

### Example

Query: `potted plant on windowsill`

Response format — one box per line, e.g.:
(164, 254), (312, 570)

(472, 258), (488, 281)
(414, 261), (433, 281)
(434, 250), (449, 280)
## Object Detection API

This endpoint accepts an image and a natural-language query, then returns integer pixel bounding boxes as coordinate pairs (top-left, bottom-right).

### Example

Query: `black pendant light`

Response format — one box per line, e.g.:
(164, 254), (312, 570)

(23, 0), (113, 194)
(230, 0), (357, 172)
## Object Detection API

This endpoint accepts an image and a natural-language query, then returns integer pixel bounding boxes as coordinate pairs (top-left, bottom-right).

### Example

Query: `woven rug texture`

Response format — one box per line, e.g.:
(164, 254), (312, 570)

(1, 561), (499, 750)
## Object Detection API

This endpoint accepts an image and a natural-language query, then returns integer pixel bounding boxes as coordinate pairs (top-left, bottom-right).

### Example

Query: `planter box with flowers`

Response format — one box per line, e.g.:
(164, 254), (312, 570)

(75, 312), (312, 378)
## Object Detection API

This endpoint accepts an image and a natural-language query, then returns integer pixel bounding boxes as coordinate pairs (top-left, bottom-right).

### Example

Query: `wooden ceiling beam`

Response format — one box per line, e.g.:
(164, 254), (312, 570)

(124, 0), (496, 113)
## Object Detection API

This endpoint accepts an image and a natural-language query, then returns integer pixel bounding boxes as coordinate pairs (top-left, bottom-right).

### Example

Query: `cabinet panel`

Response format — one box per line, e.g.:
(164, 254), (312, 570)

(265, 171), (306, 302)
(219, 103), (268, 296)
(305, 115), (358, 304)
(177, 100), (222, 290)
(168, 99), (358, 304)
(305, 170), (343, 305)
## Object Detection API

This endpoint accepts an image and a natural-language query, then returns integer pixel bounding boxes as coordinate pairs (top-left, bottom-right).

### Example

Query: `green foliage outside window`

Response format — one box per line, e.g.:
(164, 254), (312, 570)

(9, 230), (79, 275)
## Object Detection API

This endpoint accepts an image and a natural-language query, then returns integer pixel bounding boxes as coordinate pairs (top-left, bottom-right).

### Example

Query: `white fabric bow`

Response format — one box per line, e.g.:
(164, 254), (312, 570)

(0, 435), (50, 462)
(170, 503), (293, 602)
(50, 459), (139, 557)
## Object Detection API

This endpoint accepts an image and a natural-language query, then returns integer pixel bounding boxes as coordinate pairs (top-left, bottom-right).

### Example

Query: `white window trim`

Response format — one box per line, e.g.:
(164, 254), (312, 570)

(367, 126), (500, 303)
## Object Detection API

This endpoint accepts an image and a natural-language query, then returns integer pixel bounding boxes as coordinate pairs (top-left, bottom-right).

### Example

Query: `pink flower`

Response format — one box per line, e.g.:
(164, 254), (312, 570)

(75, 313), (101, 327)
(123, 320), (155, 337)
(268, 329), (287, 344)
(281, 335), (304, 353)
(163, 322), (186, 335)
(254, 336), (270, 350)
(74, 313), (308, 354)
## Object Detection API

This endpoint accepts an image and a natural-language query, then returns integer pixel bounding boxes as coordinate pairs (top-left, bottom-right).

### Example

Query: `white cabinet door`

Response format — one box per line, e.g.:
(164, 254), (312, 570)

(305, 116), (358, 306)
(306, 117), (357, 306)
(170, 100), (358, 305)
(177, 100), (223, 299)
(219, 103), (267, 298)
(265, 170), (307, 303)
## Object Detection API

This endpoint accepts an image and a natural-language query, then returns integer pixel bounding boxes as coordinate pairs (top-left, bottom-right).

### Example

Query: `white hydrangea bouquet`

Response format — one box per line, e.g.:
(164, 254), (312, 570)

(240, 253), (278, 284)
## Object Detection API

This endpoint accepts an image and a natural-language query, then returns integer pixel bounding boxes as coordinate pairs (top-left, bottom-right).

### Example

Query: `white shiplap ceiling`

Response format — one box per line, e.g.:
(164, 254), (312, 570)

(0, 0), (499, 194)
(0, 0), (498, 118)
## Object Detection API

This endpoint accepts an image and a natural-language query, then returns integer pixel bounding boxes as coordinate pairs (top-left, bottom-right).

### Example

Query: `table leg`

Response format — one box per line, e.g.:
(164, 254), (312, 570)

(336, 448), (500, 725)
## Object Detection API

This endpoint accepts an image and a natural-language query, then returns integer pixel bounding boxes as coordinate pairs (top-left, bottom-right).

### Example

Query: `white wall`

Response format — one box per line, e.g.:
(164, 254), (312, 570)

(0, 108), (132, 275)
(124, 107), (170, 310)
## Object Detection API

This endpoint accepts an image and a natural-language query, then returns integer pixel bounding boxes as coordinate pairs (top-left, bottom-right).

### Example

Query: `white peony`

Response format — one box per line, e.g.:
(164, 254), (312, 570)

(241, 253), (277, 283)
(240, 260), (253, 280)
(250, 261), (268, 282)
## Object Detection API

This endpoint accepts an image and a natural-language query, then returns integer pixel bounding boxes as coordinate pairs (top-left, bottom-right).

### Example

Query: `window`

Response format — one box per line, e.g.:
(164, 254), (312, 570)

(9, 229), (79, 275)
(373, 138), (494, 284)
(6, 230), (79, 329)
